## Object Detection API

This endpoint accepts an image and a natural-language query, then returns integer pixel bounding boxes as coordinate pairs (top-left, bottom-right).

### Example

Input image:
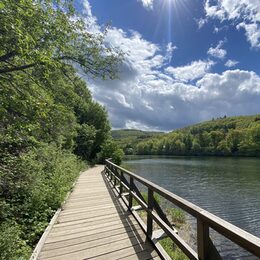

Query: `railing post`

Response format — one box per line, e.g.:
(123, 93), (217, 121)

(113, 166), (116, 187)
(128, 177), (134, 210)
(119, 170), (123, 195)
(147, 188), (154, 238)
(197, 218), (210, 260)
(107, 163), (112, 181)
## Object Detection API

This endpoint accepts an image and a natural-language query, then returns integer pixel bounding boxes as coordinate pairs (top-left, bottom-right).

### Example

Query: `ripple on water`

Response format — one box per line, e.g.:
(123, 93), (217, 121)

(124, 156), (260, 258)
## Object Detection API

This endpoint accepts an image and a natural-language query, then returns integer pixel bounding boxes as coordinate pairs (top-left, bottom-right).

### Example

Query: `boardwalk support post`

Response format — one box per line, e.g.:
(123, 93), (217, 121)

(129, 177), (134, 210)
(147, 188), (154, 238)
(113, 166), (117, 187)
(119, 170), (123, 195)
(197, 218), (210, 260)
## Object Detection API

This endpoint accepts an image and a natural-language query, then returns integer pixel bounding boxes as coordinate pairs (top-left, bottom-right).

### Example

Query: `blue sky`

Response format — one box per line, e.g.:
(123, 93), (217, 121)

(76, 0), (260, 131)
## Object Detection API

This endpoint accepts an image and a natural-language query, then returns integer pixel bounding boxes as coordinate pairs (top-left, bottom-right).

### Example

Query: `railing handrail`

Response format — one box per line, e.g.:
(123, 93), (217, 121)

(105, 159), (260, 259)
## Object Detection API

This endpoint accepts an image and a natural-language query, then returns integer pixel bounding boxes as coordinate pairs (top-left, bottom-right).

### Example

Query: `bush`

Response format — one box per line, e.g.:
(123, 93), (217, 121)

(0, 145), (86, 258)
(0, 222), (31, 260)
(98, 139), (124, 165)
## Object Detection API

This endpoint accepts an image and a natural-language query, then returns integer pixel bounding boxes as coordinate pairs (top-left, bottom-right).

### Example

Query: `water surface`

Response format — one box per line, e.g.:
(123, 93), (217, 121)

(123, 156), (260, 259)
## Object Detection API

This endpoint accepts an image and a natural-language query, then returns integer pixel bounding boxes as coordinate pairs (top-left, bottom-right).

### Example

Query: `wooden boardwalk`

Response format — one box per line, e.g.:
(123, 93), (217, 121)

(35, 166), (161, 260)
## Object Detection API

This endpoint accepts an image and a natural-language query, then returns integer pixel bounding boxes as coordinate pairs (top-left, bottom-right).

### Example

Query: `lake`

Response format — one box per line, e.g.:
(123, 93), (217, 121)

(123, 156), (260, 259)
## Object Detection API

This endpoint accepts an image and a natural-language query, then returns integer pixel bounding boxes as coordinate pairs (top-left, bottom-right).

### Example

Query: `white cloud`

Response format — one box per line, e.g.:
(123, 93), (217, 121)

(81, 0), (100, 33)
(237, 22), (260, 48)
(205, 0), (260, 48)
(165, 42), (177, 62)
(225, 59), (239, 67)
(81, 1), (260, 131)
(82, 0), (92, 16)
(165, 60), (215, 82)
(207, 40), (227, 59)
(137, 0), (153, 10)
(125, 120), (159, 131)
(196, 18), (207, 29)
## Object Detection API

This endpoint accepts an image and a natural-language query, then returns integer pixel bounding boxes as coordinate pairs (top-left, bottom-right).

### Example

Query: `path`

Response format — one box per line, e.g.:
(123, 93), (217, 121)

(35, 166), (161, 260)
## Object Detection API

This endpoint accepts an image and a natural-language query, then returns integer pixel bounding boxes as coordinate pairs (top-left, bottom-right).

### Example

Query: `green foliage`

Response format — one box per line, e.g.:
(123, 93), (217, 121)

(118, 115), (260, 157)
(132, 191), (161, 207)
(167, 208), (186, 228)
(160, 208), (187, 259)
(74, 124), (97, 160)
(160, 238), (189, 260)
(0, 1), (120, 258)
(0, 146), (85, 253)
(0, 0), (121, 78)
(112, 129), (164, 155)
(0, 222), (31, 260)
(98, 139), (124, 165)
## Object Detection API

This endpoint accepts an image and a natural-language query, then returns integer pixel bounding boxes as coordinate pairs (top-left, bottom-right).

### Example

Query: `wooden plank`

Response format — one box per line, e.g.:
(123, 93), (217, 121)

(89, 242), (158, 260)
(118, 249), (159, 260)
(48, 217), (139, 238)
(39, 237), (152, 260)
(61, 202), (117, 212)
(52, 214), (136, 233)
(57, 207), (122, 223)
(52, 211), (131, 228)
(45, 222), (141, 244)
(42, 225), (143, 251)
(40, 229), (147, 258)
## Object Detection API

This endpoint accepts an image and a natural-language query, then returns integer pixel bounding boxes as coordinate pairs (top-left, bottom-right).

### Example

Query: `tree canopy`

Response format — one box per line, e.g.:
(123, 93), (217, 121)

(0, 0), (122, 78)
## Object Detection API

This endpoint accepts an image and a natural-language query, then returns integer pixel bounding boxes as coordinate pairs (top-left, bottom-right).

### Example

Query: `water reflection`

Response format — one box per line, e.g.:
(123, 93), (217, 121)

(124, 156), (260, 259)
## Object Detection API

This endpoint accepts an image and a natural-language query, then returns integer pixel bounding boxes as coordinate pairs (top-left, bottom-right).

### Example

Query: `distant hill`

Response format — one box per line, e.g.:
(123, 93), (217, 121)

(113, 115), (260, 156)
(112, 129), (164, 139)
(180, 114), (260, 133)
(112, 129), (164, 154)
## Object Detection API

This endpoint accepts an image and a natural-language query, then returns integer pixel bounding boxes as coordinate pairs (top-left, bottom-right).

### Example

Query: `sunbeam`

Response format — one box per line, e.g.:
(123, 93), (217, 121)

(153, 0), (191, 43)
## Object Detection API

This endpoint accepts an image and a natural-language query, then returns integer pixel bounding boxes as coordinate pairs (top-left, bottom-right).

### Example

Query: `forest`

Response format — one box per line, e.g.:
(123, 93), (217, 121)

(113, 115), (260, 156)
(0, 1), (122, 258)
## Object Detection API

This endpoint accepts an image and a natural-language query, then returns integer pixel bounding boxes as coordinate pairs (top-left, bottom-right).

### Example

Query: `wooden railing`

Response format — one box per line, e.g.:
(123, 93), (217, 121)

(104, 159), (260, 260)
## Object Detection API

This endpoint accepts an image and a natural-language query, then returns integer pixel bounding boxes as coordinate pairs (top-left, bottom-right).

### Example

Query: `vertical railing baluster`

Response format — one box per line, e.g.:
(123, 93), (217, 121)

(147, 188), (154, 238)
(119, 170), (123, 195)
(109, 167), (112, 183)
(197, 218), (210, 260)
(128, 177), (133, 210)
(113, 166), (116, 187)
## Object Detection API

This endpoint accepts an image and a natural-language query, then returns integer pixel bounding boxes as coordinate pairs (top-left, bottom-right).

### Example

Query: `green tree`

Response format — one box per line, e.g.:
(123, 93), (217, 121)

(99, 139), (124, 165)
(226, 129), (244, 154)
(0, 0), (121, 78)
(217, 140), (231, 155)
(74, 124), (96, 160)
(210, 130), (224, 149)
(191, 139), (201, 154)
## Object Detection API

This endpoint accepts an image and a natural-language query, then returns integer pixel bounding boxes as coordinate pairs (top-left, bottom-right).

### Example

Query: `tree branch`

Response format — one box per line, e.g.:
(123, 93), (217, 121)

(0, 63), (39, 74)
(0, 52), (16, 62)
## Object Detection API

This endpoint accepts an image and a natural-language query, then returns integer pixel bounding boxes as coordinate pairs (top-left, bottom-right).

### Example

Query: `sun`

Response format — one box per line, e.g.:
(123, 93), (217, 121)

(163, 0), (183, 9)
(153, 0), (190, 42)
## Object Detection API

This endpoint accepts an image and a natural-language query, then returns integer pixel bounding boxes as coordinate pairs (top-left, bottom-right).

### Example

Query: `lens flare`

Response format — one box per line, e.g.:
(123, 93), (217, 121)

(154, 0), (190, 43)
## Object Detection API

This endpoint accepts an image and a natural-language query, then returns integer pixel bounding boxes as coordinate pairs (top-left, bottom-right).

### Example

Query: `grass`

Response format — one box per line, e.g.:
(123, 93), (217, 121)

(160, 238), (189, 260)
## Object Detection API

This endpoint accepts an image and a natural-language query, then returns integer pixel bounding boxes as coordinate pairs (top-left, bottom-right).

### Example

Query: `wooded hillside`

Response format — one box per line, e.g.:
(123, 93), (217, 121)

(114, 115), (260, 156)
(112, 129), (164, 154)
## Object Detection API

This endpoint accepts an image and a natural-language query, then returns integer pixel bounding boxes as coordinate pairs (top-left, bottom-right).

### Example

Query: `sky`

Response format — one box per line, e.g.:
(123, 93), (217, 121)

(75, 0), (260, 131)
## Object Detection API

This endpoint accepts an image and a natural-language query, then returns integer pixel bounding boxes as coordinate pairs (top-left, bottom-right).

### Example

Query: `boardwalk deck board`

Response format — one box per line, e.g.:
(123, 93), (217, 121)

(36, 166), (161, 260)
